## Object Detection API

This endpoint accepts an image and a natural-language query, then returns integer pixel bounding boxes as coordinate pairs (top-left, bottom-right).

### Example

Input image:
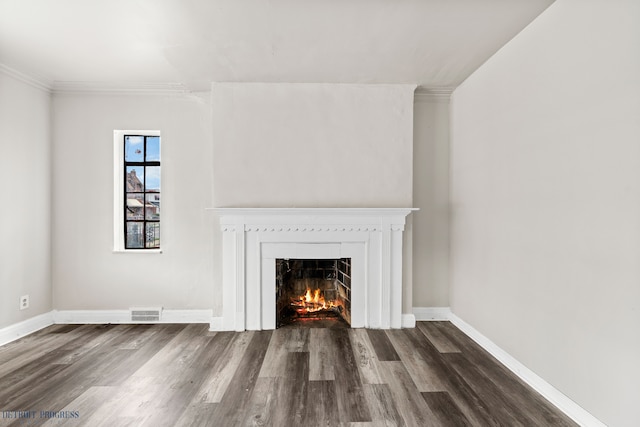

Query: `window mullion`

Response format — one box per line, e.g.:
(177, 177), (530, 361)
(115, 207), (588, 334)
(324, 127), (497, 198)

(123, 133), (160, 250)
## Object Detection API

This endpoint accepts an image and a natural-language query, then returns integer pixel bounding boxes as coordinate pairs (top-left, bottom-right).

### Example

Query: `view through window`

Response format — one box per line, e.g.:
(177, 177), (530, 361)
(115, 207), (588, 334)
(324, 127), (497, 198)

(124, 135), (161, 249)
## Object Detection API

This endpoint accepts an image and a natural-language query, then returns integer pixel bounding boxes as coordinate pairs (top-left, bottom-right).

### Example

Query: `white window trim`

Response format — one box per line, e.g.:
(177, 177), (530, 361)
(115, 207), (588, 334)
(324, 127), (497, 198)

(113, 130), (162, 253)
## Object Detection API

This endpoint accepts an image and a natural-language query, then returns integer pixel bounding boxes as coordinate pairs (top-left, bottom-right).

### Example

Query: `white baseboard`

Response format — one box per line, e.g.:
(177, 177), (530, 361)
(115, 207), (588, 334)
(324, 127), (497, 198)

(401, 313), (416, 328)
(209, 317), (224, 331)
(0, 311), (54, 347)
(53, 309), (213, 324)
(413, 306), (451, 321)
(162, 310), (213, 323)
(447, 312), (606, 427)
(412, 307), (605, 426)
(53, 310), (128, 324)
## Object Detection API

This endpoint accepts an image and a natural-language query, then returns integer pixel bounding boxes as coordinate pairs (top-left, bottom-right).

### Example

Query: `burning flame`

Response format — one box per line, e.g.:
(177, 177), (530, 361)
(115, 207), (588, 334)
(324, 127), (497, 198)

(292, 288), (339, 314)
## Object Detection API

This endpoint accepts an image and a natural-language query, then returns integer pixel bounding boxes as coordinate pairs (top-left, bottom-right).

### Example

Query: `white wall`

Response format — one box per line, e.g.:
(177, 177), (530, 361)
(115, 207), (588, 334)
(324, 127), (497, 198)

(52, 92), (216, 312)
(211, 82), (417, 314)
(0, 70), (52, 328)
(412, 93), (450, 307)
(211, 83), (415, 208)
(450, 1), (640, 425)
(51, 83), (417, 319)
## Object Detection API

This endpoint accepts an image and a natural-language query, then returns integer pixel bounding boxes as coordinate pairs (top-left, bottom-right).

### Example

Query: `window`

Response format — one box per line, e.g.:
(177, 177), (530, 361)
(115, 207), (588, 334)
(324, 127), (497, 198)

(114, 131), (161, 251)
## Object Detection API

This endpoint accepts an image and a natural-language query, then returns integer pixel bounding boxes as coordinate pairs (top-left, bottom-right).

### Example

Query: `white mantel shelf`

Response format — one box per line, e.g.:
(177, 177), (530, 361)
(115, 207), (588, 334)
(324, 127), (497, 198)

(209, 207), (417, 331)
(211, 207), (418, 215)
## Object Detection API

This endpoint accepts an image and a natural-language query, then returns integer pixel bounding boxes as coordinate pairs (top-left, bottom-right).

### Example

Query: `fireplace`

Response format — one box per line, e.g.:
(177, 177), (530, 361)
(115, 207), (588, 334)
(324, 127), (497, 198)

(276, 258), (351, 327)
(211, 208), (416, 331)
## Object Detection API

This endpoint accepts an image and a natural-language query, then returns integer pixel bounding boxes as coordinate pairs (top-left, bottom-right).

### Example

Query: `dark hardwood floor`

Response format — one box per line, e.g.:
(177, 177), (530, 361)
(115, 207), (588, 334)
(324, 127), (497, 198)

(0, 322), (577, 426)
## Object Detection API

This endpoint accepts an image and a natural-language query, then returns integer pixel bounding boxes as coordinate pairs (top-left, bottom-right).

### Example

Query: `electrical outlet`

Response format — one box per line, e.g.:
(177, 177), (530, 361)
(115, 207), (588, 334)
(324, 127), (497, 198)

(20, 295), (29, 310)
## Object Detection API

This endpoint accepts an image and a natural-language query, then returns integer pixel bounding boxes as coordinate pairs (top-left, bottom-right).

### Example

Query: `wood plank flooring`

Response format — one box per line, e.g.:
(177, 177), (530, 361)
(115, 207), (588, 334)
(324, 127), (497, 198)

(0, 322), (577, 427)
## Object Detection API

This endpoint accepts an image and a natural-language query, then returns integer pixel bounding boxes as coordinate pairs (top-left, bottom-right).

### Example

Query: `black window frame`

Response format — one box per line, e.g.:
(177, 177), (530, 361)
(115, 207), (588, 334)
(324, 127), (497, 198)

(124, 135), (161, 249)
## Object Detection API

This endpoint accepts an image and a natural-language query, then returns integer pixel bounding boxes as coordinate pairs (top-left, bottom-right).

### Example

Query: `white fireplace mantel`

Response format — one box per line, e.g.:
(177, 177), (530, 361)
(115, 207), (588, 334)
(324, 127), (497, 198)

(210, 208), (417, 331)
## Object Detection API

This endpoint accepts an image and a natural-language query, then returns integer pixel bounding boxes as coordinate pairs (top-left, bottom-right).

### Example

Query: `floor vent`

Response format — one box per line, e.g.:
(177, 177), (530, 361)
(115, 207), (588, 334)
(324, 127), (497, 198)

(130, 307), (162, 322)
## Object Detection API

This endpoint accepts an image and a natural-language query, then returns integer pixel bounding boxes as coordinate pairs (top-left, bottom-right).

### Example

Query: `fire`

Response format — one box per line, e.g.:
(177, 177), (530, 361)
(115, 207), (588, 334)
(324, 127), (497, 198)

(292, 288), (339, 314)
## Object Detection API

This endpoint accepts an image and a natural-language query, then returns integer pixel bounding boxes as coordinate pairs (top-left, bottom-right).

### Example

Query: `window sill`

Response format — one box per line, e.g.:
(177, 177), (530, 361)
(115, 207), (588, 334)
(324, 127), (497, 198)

(113, 249), (163, 254)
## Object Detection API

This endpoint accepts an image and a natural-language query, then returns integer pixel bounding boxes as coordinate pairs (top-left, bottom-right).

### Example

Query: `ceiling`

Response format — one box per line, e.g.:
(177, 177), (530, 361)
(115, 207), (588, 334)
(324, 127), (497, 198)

(0, 0), (554, 92)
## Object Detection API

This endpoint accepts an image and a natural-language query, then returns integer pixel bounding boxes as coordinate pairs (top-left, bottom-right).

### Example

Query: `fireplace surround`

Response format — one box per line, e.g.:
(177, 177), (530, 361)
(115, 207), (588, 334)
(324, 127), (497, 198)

(211, 208), (416, 331)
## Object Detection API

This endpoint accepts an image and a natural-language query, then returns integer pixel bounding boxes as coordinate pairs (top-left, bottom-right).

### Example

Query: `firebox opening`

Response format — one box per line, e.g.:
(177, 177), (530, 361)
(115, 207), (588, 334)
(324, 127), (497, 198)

(276, 258), (351, 328)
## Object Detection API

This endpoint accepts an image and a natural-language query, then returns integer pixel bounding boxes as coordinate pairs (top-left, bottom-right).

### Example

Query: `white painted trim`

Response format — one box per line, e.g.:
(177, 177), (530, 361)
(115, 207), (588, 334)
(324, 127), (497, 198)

(161, 310), (213, 323)
(401, 313), (416, 328)
(52, 310), (213, 324)
(448, 313), (607, 427)
(0, 312), (55, 347)
(52, 81), (189, 95)
(412, 307), (604, 424)
(54, 310), (128, 324)
(0, 64), (193, 95)
(214, 208), (417, 331)
(414, 87), (453, 101)
(0, 63), (52, 92)
(413, 306), (452, 321)
(209, 317), (224, 331)
(209, 207), (418, 218)
(113, 249), (163, 254)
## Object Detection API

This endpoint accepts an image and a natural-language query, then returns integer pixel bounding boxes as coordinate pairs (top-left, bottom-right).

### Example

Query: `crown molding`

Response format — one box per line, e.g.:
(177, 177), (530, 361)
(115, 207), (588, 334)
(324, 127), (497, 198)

(0, 63), (191, 95)
(0, 63), (53, 92)
(414, 86), (454, 101)
(52, 81), (190, 95)
(0, 65), (451, 100)
(0, 69), (449, 99)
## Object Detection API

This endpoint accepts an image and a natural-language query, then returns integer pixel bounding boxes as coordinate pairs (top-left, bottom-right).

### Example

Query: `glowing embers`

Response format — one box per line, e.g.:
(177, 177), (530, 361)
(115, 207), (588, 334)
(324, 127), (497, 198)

(291, 288), (341, 316)
(276, 258), (351, 327)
